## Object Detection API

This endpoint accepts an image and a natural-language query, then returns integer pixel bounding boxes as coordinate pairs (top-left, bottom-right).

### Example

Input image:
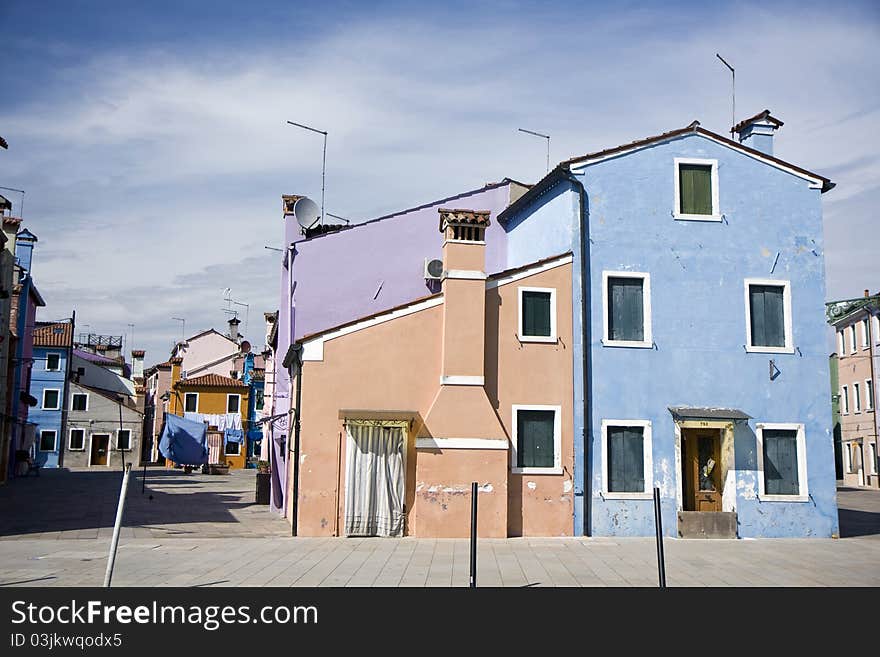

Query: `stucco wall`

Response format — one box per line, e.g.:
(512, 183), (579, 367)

(30, 345), (68, 468)
(179, 332), (239, 377)
(64, 381), (142, 469)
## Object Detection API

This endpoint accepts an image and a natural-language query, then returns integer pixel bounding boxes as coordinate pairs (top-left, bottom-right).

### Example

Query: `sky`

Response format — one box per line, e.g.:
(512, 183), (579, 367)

(0, 0), (878, 365)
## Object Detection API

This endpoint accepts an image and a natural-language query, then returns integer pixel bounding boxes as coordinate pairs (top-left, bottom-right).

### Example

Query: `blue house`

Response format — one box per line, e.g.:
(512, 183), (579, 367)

(499, 111), (839, 538)
(236, 346), (266, 466)
(30, 321), (74, 468)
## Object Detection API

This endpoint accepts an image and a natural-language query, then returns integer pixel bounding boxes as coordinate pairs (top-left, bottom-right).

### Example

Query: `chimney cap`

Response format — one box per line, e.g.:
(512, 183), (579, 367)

(131, 349), (145, 358)
(438, 208), (491, 232)
(733, 109), (784, 134)
(228, 317), (241, 325)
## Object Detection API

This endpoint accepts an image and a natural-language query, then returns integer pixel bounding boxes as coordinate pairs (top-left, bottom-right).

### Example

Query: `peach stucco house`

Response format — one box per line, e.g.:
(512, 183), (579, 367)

(285, 209), (574, 537)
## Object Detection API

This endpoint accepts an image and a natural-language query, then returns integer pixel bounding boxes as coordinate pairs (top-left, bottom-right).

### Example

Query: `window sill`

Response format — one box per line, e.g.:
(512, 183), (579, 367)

(68, 448), (86, 452)
(602, 339), (653, 349)
(759, 495), (809, 503)
(602, 491), (653, 500)
(744, 345), (794, 354)
(512, 466), (562, 475)
(673, 213), (722, 222)
(518, 335), (558, 344)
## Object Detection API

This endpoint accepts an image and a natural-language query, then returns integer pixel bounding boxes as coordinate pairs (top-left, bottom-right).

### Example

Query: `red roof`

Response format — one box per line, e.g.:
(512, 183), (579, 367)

(33, 322), (73, 347)
(176, 373), (246, 389)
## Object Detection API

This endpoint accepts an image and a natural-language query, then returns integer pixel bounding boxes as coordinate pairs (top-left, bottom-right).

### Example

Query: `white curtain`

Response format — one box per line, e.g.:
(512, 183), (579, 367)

(344, 422), (406, 537)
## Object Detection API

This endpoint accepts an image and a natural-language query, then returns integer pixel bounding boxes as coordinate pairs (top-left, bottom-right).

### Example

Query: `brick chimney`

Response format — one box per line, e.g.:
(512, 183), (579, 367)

(733, 110), (783, 156)
(422, 209), (505, 442)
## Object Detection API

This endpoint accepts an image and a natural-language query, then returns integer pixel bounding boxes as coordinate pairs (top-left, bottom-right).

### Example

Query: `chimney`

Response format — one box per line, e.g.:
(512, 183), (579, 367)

(733, 110), (783, 156)
(14, 229), (37, 276)
(228, 317), (241, 343)
(421, 209), (505, 442)
(131, 350), (145, 379)
(865, 289), (870, 298)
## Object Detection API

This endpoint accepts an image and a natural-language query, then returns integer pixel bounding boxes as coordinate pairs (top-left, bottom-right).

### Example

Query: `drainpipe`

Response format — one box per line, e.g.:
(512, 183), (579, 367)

(58, 310), (75, 468)
(560, 166), (591, 537)
(285, 342), (304, 537)
(866, 308), (879, 485)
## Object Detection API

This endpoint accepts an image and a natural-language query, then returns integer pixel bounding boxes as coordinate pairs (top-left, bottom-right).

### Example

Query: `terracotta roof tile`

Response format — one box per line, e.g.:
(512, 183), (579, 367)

(33, 322), (73, 347)
(176, 373), (246, 388)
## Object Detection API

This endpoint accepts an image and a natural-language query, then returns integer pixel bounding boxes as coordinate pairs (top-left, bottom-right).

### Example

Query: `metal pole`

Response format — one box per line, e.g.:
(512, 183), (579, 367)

(469, 481), (478, 588)
(321, 133), (327, 223)
(716, 54), (735, 137)
(518, 128), (551, 173)
(104, 463), (132, 587)
(290, 346), (303, 537)
(653, 486), (667, 588)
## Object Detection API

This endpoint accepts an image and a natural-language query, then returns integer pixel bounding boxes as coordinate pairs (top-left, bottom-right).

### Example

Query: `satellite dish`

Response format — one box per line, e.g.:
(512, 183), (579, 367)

(293, 197), (320, 230)
(240, 340), (252, 354)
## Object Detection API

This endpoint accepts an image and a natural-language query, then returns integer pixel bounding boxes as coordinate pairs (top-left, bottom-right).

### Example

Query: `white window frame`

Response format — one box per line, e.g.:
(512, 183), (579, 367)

(869, 443), (878, 476)
(601, 270), (653, 348)
(854, 382), (862, 413)
(68, 427), (86, 451)
(517, 286), (558, 343)
(756, 422), (808, 502)
(88, 433), (113, 468)
(226, 394), (241, 414)
(844, 443), (852, 473)
(841, 386), (849, 414)
(224, 441), (242, 456)
(70, 392), (89, 412)
(743, 278), (793, 353)
(510, 404), (562, 475)
(45, 352), (62, 371)
(862, 318), (870, 349)
(866, 379), (874, 412)
(38, 429), (57, 452)
(600, 419), (653, 500)
(42, 388), (61, 410)
(874, 315), (880, 344)
(673, 157), (721, 221)
(838, 331), (845, 357)
(184, 392), (199, 413)
(850, 324), (857, 354)
(116, 429), (132, 451)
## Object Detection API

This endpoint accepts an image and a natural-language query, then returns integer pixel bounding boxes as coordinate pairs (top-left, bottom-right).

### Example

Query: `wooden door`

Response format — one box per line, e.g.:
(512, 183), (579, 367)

(684, 430), (721, 512)
(91, 435), (109, 466)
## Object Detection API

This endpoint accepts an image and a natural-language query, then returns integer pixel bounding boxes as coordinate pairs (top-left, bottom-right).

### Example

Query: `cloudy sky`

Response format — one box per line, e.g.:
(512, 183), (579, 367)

(1, 0), (877, 365)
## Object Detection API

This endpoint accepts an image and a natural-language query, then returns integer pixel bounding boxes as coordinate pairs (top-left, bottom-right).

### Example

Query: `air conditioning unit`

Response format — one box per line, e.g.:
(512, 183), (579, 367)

(424, 258), (443, 281)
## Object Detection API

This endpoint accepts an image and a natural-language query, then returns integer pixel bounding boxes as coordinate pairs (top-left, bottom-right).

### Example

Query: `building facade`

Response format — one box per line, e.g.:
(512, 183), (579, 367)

(30, 321), (74, 468)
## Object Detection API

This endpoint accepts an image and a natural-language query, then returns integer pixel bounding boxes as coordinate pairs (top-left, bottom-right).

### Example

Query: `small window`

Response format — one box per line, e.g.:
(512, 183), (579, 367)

(184, 393), (198, 413)
(518, 287), (557, 342)
(511, 405), (561, 474)
(745, 279), (792, 352)
(867, 380), (874, 411)
(838, 331), (845, 356)
(842, 386), (849, 414)
(39, 430), (56, 451)
(45, 353), (61, 371)
(225, 441), (241, 456)
(227, 394), (241, 414)
(117, 430), (131, 451)
(869, 443), (878, 476)
(42, 389), (60, 410)
(69, 428), (85, 451)
(758, 424), (807, 500)
(674, 158), (719, 220)
(850, 325), (857, 354)
(874, 315), (880, 344)
(602, 420), (652, 498)
(603, 272), (652, 348)
(71, 393), (88, 412)
(854, 382), (862, 413)
(862, 318), (870, 348)
(255, 389), (265, 411)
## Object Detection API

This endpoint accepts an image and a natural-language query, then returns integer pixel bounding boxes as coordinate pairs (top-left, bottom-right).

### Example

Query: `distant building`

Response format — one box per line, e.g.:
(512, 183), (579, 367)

(30, 321), (74, 468)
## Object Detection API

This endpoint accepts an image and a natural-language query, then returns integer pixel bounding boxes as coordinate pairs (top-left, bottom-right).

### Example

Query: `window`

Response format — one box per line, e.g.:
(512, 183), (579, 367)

(854, 382), (862, 413)
(511, 405), (562, 474)
(744, 279), (792, 352)
(757, 423), (808, 501)
(518, 287), (557, 342)
(862, 318), (870, 348)
(255, 389), (265, 411)
(39, 430), (57, 451)
(673, 158), (719, 220)
(45, 353), (61, 371)
(875, 315), (880, 344)
(602, 271), (652, 348)
(225, 441), (241, 456)
(116, 430), (131, 451)
(184, 393), (198, 413)
(850, 325), (857, 354)
(869, 443), (878, 476)
(42, 389), (60, 410)
(838, 331), (845, 356)
(71, 393), (88, 411)
(842, 386), (849, 414)
(69, 428), (85, 451)
(227, 394), (241, 414)
(601, 420), (652, 499)
(867, 379), (874, 411)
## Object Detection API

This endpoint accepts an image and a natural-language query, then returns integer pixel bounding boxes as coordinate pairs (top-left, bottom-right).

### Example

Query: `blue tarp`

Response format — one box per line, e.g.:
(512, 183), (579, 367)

(159, 413), (208, 465)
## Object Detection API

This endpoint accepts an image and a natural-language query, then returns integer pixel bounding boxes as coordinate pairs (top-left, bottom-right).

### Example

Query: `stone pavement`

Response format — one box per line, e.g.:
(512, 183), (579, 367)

(0, 468), (878, 587)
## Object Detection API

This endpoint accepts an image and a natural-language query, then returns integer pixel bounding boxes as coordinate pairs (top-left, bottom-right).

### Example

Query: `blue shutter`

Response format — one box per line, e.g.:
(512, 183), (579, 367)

(608, 278), (644, 342)
(750, 285), (785, 347)
(763, 429), (799, 495)
(608, 426), (645, 492)
(517, 410), (555, 468)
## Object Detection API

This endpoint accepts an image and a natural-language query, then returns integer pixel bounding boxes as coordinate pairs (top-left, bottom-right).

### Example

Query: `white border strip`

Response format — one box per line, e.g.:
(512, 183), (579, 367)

(444, 269), (487, 281)
(440, 375), (484, 386)
(416, 438), (508, 450)
(487, 254), (573, 290)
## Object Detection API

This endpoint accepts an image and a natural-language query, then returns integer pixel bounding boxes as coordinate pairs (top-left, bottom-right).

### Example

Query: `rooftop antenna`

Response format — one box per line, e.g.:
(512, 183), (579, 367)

(222, 288), (250, 339)
(171, 317), (185, 343)
(325, 212), (351, 225)
(518, 128), (551, 173)
(716, 53), (735, 138)
(287, 120), (327, 224)
(127, 323), (135, 351)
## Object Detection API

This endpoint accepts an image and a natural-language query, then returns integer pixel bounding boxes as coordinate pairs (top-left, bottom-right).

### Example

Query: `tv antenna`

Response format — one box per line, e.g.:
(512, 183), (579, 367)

(518, 128), (551, 173)
(222, 289), (250, 338)
(286, 120), (327, 225)
(716, 53), (735, 137)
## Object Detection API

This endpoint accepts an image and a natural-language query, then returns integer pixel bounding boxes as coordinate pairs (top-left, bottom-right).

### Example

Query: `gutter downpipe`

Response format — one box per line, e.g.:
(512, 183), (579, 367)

(560, 166), (591, 536)
(58, 310), (75, 468)
(287, 342), (303, 537)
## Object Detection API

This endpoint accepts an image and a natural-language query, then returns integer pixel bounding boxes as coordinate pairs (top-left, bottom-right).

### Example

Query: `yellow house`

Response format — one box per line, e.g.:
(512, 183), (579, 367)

(168, 358), (250, 469)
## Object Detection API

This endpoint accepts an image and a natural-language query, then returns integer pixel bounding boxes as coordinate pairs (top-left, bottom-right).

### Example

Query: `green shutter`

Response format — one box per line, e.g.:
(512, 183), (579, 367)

(750, 285), (785, 347)
(608, 278), (644, 342)
(763, 429), (799, 495)
(522, 291), (552, 337)
(608, 426), (645, 492)
(517, 410), (555, 468)
(679, 164), (713, 215)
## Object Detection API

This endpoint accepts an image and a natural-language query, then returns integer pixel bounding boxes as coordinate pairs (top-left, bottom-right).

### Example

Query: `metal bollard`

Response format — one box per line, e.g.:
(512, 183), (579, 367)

(653, 486), (667, 588)
(104, 464), (132, 587)
(469, 481), (478, 588)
